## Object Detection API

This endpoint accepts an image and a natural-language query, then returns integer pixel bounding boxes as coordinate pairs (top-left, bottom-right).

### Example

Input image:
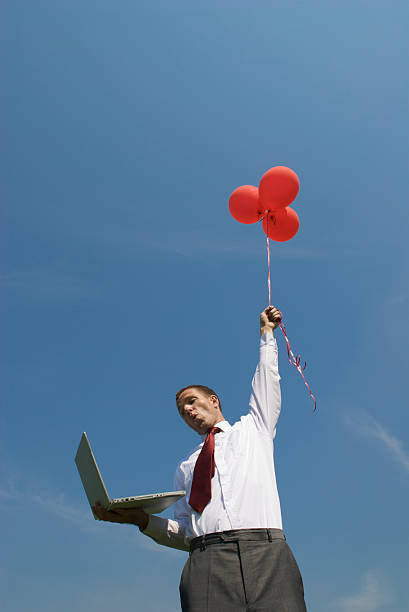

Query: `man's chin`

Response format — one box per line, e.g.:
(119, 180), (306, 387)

(191, 422), (208, 435)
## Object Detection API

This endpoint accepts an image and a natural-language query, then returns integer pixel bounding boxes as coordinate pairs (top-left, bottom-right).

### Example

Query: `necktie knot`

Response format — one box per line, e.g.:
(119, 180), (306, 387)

(207, 426), (221, 436)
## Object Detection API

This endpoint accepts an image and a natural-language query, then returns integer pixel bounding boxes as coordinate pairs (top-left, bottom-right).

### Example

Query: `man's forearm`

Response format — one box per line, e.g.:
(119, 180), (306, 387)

(248, 332), (281, 435)
(142, 514), (191, 552)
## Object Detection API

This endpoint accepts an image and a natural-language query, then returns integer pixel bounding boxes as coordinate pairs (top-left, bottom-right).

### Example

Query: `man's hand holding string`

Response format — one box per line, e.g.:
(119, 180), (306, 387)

(260, 306), (282, 336)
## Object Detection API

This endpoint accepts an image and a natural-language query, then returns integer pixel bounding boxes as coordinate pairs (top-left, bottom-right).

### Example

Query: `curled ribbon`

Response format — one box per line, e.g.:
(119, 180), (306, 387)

(278, 321), (317, 411)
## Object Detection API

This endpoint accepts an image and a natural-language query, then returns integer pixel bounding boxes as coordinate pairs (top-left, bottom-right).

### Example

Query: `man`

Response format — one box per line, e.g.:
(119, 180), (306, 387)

(93, 306), (307, 611)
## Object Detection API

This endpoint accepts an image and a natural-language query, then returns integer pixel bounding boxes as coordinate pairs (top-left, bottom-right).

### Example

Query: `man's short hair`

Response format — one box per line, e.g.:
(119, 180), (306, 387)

(176, 385), (222, 411)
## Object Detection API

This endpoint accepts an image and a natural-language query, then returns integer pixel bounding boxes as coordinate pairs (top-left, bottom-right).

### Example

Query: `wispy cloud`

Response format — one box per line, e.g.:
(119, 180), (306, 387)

(182, 238), (327, 260)
(387, 295), (409, 307)
(0, 475), (100, 534)
(0, 472), (184, 556)
(62, 214), (334, 261)
(331, 570), (394, 611)
(0, 269), (98, 299)
(344, 413), (409, 474)
(87, 222), (327, 260)
(76, 583), (181, 612)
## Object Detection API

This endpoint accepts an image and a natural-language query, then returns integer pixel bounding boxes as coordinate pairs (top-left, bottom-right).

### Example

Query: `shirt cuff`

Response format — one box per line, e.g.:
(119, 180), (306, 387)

(260, 332), (279, 368)
(141, 514), (169, 541)
(260, 332), (277, 348)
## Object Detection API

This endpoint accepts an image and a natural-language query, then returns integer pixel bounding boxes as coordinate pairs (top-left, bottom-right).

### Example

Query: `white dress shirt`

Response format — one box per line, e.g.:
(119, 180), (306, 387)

(143, 332), (282, 552)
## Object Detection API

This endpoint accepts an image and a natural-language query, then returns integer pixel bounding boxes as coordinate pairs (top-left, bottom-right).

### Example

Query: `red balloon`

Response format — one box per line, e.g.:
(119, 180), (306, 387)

(259, 166), (299, 211)
(229, 185), (264, 224)
(262, 207), (300, 241)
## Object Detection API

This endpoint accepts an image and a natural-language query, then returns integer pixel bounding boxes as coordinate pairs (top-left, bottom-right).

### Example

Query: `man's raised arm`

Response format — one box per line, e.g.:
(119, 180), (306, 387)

(248, 305), (282, 437)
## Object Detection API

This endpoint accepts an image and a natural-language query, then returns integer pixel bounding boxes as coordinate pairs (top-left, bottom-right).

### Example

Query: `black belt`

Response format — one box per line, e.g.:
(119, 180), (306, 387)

(190, 528), (285, 552)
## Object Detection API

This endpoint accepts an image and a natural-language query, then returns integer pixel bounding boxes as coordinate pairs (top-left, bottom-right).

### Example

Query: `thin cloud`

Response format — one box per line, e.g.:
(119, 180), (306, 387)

(67, 578), (181, 612)
(345, 413), (409, 474)
(387, 295), (409, 307)
(144, 234), (332, 262)
(65, 216), (332, 261)
(0, 269), (98, 299)
(331, 570), (394, 611)
(0, 477), (99, 534)
(0, 474), (183, 556)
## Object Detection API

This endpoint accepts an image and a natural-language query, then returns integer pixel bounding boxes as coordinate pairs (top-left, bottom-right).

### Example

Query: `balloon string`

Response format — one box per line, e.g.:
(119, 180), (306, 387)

(266, 212), (271, 307)
(264, 220), (317, 411)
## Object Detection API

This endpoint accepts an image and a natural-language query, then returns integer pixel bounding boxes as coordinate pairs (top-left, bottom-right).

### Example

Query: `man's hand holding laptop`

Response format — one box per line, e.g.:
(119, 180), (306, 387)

(92, 501), (149, 530)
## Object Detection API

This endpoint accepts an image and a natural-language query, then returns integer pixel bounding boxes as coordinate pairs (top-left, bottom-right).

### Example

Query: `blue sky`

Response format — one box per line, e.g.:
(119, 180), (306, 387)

(2, 1), (409, 610)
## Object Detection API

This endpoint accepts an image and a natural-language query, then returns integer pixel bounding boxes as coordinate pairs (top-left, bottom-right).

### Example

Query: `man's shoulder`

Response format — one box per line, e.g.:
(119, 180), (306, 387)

(175, 441), (203, 471)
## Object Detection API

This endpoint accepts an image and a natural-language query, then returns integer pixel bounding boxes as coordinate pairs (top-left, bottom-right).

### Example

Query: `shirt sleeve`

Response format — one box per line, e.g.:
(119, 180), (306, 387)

(248, 332), (281, 437)
(140, 466), (191, 552)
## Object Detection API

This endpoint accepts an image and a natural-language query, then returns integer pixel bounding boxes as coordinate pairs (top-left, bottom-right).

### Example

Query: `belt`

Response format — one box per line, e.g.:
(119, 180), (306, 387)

(190, 528), (285, 553)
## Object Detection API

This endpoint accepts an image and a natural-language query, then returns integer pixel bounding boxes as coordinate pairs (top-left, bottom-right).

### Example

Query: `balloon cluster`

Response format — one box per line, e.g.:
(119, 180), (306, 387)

(228, 166), (300, 241)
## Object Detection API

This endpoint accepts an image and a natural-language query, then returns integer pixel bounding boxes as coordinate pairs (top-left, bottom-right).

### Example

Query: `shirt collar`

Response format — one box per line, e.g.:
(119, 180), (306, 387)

(200, 419), (231, 440)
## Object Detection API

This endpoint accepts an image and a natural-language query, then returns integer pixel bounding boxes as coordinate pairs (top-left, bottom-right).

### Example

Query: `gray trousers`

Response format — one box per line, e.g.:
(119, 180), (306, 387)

(179, 529), (307, 612)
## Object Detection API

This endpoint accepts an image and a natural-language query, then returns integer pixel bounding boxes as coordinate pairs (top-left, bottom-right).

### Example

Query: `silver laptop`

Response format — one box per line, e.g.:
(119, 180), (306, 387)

(75, 432), (185, 519)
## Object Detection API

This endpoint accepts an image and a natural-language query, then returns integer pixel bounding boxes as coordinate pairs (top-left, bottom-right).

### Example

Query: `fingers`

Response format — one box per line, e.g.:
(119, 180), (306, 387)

(91, 502), (148, 528)
(92, 501), (107, 520)
(263, 306), (282, 322)
(92, 501), (124, 523)
(259, 306), (282, 335)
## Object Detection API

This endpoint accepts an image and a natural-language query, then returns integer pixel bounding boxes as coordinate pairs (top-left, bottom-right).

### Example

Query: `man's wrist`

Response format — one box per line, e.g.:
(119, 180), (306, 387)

(137, 513), (149, 531)
(260, 326), (275, 337)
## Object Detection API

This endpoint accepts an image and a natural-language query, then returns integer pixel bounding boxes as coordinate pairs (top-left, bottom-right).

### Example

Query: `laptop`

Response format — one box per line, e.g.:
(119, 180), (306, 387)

(75, 432), (185, 519)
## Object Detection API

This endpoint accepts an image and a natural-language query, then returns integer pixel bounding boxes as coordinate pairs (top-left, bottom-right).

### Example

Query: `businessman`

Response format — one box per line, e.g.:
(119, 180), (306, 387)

(93, 305), (307, 610)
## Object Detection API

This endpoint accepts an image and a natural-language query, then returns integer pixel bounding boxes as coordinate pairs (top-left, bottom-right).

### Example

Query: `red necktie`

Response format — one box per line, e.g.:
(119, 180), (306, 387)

(189, 427), (221, 513)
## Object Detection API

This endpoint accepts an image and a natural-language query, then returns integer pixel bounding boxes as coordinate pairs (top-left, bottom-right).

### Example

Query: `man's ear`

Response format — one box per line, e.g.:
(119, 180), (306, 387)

(210, 395), (220, 410)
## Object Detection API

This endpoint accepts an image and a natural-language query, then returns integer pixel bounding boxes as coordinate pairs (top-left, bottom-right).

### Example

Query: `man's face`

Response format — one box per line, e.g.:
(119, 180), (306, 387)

(177, 388), (223, 435)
